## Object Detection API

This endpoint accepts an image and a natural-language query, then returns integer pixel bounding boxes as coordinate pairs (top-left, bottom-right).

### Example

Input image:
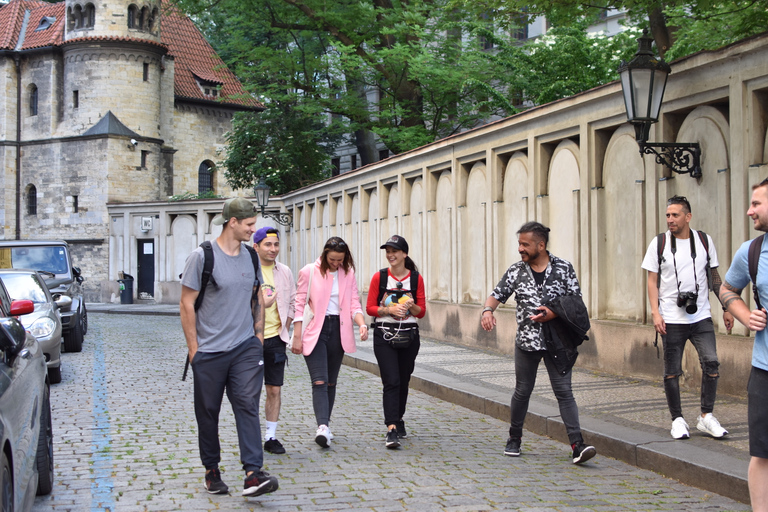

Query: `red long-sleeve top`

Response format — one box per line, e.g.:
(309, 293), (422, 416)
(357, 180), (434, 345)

(366, 269), (426, 321)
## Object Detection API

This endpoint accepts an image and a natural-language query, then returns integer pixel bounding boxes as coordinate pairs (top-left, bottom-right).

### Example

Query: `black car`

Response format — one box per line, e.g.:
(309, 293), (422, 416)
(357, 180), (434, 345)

(0, 279), (54, 510)
(0, 241), (86, 352)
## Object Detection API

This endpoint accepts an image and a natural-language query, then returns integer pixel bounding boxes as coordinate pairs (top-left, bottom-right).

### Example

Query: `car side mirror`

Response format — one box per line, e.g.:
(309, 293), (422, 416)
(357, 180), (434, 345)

(0, 316), (28, 357)
(72, 267), (81, 277)
(10, 300), (34, 316)
(54, 295), (73, 311)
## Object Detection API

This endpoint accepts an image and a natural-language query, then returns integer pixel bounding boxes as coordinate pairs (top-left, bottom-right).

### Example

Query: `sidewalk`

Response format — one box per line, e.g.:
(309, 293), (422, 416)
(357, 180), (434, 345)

(89, 302), (751, 504)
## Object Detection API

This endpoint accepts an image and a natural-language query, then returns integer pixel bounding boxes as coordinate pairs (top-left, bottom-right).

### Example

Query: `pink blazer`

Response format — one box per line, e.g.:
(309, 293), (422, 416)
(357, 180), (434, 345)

(293, 258), (363, 356)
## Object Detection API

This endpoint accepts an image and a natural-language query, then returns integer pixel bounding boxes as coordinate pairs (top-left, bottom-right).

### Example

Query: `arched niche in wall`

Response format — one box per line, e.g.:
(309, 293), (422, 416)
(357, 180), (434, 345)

(462, 162), (488, 304)
(171, 215), (197, 281)
(364, 189), (379, 285)
(408, 178), (424, 279)
(431, 172), (453, 301)
(667, 106), (731, 330)
(547, 140), (581, 268)
(600, 124), (645, 320)
(308, 203), (318, 266)
(501, 152), (529, 279)
(349, 193), (360, 274)
(385, 183), (399, 242)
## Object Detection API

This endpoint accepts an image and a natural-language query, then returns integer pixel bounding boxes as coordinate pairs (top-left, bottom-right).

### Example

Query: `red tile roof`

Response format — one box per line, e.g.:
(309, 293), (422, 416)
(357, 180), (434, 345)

(0, 0), (260, 109)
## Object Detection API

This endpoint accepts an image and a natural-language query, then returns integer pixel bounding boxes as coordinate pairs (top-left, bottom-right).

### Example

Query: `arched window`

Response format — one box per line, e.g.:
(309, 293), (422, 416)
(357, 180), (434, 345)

(139, 6), (148, 30)
(198, 161), (214, 194)
(127, 5), (138, 28)
(73, 4), (83, 29)
(147, 7), (158, 32)
(85, 3), (95, 28)
(27, 185), (37, 215)
(29, 85), (38, 116)
(67, 7), (74, 31)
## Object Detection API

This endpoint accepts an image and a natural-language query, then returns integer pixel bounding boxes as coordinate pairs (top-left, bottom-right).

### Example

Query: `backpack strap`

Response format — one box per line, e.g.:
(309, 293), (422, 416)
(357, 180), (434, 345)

(244, 244), (262, 305)
(194, 241), (215, 311)
(410, 270), (419, 298)
(655, 233), (666, 291)
(694, 230), (712, 290)
(749, 234), (765, 310)
(377, 268), (388, 306)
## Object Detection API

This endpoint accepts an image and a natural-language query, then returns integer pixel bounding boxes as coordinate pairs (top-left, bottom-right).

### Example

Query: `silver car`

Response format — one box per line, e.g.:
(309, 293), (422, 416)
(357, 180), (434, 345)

(0, 270), (68, 384)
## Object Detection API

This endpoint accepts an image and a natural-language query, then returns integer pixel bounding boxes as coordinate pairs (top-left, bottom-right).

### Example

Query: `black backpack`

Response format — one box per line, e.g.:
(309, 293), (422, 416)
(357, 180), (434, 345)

(376, 268), (419, 307)
(749, 234), (765, 310)
(182, 241), (261, 381)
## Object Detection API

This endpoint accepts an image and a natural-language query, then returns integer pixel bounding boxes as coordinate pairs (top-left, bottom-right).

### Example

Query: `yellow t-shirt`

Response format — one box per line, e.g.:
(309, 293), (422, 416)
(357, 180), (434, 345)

(261, 263), (281, 339)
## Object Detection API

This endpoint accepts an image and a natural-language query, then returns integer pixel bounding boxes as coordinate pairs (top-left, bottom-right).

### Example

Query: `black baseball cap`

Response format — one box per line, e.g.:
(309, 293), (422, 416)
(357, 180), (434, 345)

(380, 235), (409, 254)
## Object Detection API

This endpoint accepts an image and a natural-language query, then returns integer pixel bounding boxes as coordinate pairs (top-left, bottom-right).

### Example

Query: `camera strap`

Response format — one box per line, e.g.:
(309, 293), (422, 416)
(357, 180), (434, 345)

(670, 234), (699, 297)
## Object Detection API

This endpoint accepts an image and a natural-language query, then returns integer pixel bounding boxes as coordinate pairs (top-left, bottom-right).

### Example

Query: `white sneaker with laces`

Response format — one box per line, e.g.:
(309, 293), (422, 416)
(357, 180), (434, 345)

(315, 425), (331, 447)
(697, 413), (728, 438)
(670, 417), (690, 439)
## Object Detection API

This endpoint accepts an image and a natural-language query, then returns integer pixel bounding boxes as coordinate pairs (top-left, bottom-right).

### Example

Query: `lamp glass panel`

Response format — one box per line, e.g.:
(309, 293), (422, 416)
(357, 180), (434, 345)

(620, 70), (634, 119)
(630, 68), (652, 120)
(254, 183), (270, 208)
(649, 69), (668, 120)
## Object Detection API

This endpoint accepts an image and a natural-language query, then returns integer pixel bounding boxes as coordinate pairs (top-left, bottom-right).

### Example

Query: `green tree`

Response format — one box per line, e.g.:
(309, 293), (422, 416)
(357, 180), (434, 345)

(220, 101), (343, 195)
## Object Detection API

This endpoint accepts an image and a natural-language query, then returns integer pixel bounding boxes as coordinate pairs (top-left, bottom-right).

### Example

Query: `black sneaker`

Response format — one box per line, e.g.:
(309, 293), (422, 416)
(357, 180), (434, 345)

(204, 468), (229, 494)
(572, 442), (596, 464)
(395, 420), (407, 438)
(242, 471), (279, 497)
(504, 437), (521, 457)
(264, 438), (286, 454)
(385, 429), (400, 449)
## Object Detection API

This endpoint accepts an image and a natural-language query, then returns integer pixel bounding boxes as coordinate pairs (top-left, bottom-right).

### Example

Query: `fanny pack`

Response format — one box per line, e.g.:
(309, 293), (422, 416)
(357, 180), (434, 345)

(373, 322), (418, 348)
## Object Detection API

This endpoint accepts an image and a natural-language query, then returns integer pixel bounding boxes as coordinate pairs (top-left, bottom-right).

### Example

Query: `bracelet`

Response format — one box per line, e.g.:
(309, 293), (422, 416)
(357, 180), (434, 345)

(482, 306), (494, 315)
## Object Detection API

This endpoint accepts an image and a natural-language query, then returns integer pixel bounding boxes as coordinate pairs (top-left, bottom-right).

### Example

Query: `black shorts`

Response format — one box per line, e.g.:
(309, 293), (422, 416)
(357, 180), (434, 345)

(263, 336), (287, 387)
(748, 366), (768, 458)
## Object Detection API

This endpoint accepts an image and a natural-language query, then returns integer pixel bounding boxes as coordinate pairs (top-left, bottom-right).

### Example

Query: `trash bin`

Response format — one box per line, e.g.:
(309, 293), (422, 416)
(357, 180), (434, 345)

(118, 273), (134, 304)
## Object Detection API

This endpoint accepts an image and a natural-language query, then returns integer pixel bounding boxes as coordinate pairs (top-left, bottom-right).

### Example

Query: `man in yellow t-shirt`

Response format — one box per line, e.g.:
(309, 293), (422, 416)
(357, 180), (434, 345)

(253, 227), (296, 454)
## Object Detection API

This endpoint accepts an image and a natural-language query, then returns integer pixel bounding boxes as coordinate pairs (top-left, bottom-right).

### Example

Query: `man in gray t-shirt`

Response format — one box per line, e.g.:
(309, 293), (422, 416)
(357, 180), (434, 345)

(180, 197), (279, 498)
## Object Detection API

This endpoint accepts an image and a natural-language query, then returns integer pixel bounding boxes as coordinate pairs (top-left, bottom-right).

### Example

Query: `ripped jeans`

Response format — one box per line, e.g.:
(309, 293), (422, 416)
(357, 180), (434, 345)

(661, 318), (720, 420)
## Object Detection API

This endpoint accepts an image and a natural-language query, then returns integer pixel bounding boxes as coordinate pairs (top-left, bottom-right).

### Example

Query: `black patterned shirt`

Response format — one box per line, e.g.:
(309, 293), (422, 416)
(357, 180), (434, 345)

(490, 253), (581, 351)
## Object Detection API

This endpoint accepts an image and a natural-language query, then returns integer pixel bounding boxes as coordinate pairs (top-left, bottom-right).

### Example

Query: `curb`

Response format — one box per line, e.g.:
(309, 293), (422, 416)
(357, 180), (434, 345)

(342, 351), (750, 504)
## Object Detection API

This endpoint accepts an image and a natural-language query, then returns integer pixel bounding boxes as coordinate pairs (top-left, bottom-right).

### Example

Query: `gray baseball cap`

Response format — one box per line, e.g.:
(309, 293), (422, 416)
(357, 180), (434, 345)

(212, 197), (257, 225)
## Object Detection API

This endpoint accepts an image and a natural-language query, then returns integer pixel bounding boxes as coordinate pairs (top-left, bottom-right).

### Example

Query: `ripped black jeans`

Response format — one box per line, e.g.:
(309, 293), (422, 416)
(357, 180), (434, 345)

(662, 318), (720, 420)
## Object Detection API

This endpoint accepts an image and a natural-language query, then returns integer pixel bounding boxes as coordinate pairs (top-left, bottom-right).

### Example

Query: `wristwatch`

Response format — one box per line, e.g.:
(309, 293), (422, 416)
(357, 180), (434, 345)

(482, 306), (494, 315)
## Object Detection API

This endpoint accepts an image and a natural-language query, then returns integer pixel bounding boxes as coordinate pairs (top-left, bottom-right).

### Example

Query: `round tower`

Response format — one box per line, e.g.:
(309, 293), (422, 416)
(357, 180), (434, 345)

(64, 0), (162, 43)
(59, 0), (168, 139)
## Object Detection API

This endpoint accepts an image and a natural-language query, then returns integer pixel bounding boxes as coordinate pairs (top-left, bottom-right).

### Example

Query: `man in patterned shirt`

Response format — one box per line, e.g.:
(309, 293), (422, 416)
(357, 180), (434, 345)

(481, 221), (596, 464)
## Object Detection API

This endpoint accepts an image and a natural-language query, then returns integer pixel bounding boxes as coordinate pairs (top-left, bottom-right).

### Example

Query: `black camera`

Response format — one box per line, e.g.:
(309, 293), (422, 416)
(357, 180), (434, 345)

(677, 292), (698, 314)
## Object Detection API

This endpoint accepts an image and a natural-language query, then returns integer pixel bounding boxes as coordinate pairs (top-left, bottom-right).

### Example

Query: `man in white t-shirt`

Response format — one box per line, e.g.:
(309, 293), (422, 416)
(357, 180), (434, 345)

(641, 195), (734, 440)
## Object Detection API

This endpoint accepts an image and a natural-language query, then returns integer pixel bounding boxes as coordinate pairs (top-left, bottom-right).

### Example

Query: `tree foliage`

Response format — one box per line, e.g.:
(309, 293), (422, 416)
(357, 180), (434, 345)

(220, 101), (343, 195)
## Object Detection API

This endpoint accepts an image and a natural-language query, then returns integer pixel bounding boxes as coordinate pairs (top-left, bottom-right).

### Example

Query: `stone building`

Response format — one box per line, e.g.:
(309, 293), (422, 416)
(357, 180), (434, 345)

(0, 0), (259, 300)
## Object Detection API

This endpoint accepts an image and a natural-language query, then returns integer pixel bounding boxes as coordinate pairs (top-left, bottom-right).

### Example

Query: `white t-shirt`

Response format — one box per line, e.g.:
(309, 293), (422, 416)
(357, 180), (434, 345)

(641, 230), (718, 324)
(325, 271), (340, 315)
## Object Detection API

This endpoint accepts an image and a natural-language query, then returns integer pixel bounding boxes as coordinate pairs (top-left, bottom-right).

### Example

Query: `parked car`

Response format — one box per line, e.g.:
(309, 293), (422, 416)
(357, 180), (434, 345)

(0, 240), (86, 352)
(0, 279), (54, 510)
(0, 270), (68, 384)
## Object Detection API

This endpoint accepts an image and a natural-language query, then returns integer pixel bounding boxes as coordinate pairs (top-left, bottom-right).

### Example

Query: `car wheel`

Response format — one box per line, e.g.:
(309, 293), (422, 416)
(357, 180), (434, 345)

(0, 452), (12, 512)
(63, 316), (83, 353)
(35, 385), (53, 496)
(48, 366), (61, 385)
(80, 303), (88, 336)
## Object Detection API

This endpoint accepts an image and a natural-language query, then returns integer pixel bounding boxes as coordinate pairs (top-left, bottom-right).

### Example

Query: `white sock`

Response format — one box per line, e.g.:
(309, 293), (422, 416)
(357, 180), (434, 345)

(266, 421), (278, 440)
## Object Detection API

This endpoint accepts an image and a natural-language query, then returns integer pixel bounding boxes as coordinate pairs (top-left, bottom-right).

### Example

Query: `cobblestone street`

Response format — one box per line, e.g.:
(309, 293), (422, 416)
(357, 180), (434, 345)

(32, 314), (750, 511)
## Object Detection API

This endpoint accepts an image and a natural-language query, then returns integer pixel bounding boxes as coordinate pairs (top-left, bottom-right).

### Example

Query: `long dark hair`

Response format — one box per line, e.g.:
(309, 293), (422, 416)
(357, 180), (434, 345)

(404, 256), (418, 273)
(319, 236), (355, 276)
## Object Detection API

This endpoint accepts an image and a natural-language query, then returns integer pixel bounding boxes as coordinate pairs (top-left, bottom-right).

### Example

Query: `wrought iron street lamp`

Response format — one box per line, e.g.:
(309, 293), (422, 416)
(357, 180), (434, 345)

(253, 176), (293, 227)
(618, 29), (702, 179)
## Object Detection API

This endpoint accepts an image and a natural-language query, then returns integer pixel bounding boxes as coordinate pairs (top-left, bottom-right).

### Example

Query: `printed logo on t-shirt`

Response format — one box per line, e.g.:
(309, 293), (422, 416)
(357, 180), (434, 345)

(261, 283), (276, 299)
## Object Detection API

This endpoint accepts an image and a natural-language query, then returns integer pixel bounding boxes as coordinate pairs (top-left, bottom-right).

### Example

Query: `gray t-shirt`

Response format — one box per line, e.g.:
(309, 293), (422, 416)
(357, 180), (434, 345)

(181, 241), (262, 352)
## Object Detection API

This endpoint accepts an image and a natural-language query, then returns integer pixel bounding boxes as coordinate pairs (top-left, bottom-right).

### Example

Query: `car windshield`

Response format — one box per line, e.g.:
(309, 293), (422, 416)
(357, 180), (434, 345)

(0, 273), (48, 303)
(0, 246), (69, 275)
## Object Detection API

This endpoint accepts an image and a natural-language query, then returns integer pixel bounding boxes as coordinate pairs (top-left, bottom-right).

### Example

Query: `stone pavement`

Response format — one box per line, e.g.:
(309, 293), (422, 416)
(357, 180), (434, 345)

(30, 304), (751, 511)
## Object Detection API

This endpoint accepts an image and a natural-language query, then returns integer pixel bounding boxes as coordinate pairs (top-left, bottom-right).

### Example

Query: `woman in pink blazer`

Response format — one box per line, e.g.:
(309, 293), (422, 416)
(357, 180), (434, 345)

(291, 237), (368, 448)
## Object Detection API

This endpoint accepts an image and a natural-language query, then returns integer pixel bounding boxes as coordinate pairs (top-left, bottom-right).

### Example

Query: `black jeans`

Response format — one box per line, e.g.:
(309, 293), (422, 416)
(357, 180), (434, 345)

(304, 316), (344, 426)
(509, 346), (583, 445)
(373, 326), (421, 426)
(662, 318), (719, 419)
(191, 336), (264, 472)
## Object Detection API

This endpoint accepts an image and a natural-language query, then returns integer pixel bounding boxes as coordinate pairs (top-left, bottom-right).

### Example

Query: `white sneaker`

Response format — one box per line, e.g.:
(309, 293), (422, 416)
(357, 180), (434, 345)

(670, 417), (690, 439)
(315, 425), (331, 448)
(697, 413), (728, 438)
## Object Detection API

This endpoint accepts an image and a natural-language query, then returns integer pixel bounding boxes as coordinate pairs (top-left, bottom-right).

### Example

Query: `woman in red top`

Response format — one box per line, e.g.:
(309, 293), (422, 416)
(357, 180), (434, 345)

(366, 235), (426, 449)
